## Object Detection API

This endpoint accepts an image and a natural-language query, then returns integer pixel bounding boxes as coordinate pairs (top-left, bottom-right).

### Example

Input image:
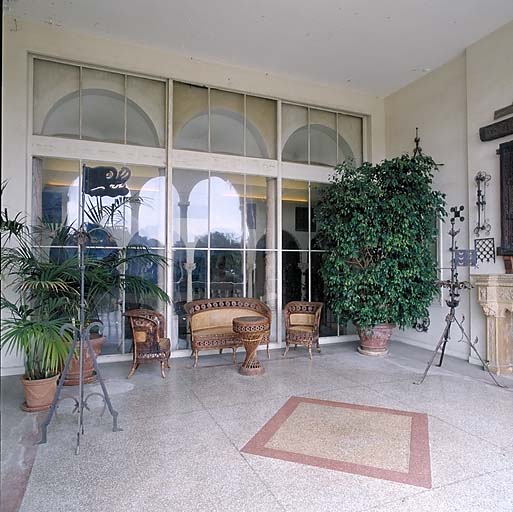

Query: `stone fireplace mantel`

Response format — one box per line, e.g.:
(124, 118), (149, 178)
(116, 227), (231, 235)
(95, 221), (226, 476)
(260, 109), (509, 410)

(473, 274), (513, 375)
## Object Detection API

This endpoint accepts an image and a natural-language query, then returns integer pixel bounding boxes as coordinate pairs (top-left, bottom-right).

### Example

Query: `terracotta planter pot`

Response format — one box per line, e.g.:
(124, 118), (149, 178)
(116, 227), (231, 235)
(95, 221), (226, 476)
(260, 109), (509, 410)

(357, 323), (394, 357)
(21, 374), (59, 412)
(64, 335), (105, 386)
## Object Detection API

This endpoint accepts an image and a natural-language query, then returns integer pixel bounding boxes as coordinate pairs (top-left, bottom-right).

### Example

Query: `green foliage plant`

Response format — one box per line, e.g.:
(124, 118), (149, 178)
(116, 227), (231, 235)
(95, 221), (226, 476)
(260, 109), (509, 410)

(315, 153), (446, 332)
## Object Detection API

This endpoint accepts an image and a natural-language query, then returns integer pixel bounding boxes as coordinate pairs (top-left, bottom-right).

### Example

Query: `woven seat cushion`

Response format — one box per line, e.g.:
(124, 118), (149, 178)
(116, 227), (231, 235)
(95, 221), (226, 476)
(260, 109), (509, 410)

(289, 325), (315, 333)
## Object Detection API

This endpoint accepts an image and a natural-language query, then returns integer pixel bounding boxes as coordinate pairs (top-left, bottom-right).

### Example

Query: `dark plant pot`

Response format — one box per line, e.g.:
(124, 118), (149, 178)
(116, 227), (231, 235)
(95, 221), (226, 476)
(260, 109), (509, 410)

(357, 324), (394, 357)
(63, 335), (105, 386)
(21, 374), (59, 412)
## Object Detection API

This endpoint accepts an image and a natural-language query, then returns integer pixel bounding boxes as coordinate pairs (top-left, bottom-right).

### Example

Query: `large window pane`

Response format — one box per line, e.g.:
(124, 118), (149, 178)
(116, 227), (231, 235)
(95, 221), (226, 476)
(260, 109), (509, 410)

(173, 248), (207, 350)
(32, 157), (80, 247)
(310, 109), (336, 167)
(82, 160), (133, 248)
(310, 182), (328, 250)
(33, 59), (80, 138)
(126, 165), (166, 248)
(246, 176), (276, 250)
(210, 250), (243, 297)
(172, 168), (209, 248)
(282, 104), (308, 164)
(247, 250), (277, 341)
(282, 179), (309, 251)
(283, 251), (308, 304)
(338, 113), (363, 166)
(173, 82), (209, 152)
(210, 172), (244, 248)
(210, 89), (244, 155)
(126, 76), (166, 148)
(246, 96), (277, 159)
(82, 68), (125, 143)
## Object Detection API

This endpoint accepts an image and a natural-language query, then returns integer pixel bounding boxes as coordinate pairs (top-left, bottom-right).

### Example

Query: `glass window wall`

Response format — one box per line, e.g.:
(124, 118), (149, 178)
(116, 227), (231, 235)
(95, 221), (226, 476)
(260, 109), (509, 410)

(32, 157), (167, 356)
(172, 168), (278, 350)
(33, 58), (166, 147)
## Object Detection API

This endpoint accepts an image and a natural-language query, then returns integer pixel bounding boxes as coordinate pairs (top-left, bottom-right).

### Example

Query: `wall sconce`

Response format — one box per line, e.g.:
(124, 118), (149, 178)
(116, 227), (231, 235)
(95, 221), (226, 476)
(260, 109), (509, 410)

(474, 171), (491, 236)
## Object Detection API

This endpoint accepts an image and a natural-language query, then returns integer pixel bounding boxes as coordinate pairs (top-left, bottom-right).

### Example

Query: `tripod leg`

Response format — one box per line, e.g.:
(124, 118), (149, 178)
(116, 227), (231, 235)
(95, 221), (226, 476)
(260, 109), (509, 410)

(437, 329), (451, 367)
(38, 330), (78, 445)
(415, 318), (451, 385)
(452, 318), (505, 388)
(85, 334), (122, 433)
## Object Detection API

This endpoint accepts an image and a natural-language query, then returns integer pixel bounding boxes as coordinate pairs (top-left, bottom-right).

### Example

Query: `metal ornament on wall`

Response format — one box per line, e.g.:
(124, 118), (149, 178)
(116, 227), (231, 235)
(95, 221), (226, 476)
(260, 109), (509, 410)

(475, 237), (496, 264)
(474, 171), (491, 236)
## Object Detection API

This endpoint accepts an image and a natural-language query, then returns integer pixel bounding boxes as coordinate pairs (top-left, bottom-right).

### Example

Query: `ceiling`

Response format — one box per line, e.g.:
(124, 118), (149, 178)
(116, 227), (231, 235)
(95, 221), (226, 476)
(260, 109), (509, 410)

(4, 0), (513, 97)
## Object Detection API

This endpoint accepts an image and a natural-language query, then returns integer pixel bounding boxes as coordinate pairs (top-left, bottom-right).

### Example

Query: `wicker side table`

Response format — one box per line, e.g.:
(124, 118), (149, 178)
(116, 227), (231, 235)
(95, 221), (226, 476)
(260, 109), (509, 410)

(233, 316), (270, 376)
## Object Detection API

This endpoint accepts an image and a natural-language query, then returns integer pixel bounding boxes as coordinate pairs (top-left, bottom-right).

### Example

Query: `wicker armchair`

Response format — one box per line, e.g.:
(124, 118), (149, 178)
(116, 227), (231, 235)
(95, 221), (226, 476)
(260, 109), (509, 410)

(283, 301), (323, 359)
(124, 309), (171, 378)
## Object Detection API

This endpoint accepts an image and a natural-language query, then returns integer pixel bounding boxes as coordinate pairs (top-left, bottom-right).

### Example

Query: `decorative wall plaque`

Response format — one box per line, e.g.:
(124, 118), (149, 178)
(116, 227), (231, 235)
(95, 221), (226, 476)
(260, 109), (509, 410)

(479, 116), (513, 142)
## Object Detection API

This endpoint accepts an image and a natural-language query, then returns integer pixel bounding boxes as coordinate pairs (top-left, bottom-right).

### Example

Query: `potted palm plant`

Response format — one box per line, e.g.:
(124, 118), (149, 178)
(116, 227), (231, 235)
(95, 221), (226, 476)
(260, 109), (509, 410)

(315, 153), (446, 355)
(1, 183), (170, 408)
(1, 189), (74, 410)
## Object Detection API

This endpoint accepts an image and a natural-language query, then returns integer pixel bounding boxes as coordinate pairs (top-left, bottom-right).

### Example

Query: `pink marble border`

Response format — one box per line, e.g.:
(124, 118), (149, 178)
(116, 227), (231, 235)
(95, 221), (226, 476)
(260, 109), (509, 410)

(241, 396), (431, 489)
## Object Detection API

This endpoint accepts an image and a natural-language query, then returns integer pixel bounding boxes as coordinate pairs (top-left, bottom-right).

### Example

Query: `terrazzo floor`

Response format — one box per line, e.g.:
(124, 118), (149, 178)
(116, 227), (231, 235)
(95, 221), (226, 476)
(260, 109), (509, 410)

(1, 340), (512, 512)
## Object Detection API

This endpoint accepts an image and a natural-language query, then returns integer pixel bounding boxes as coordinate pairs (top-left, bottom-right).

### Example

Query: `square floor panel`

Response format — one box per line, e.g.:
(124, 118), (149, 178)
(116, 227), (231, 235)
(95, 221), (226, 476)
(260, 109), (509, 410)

(242, 396), (431, 488)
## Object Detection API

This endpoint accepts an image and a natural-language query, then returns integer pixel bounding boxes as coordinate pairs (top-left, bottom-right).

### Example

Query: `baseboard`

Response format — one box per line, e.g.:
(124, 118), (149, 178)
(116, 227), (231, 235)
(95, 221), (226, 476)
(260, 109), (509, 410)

(393, 334), (469, 361)
(0, 365), (25, 377)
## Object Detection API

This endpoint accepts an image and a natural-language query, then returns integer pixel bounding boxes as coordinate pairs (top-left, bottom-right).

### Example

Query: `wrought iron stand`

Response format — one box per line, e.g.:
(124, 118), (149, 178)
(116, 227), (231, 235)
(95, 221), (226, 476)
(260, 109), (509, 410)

(415, 205), (504, 388)
(38, 165), (122, 454)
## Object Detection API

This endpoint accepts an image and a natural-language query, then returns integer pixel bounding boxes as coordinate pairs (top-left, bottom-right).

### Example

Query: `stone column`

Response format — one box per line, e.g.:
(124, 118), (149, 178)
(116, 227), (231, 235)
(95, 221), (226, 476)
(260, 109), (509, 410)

(474, 274), (513, 375)
(265, 178), (277, 310)
(178, 201), (190, 244)
(183, 261), (196, 303)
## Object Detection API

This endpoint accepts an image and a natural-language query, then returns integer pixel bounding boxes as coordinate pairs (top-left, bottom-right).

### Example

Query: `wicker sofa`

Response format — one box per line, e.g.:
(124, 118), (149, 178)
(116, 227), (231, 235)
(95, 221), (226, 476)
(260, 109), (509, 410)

(184, 298), (272, 367)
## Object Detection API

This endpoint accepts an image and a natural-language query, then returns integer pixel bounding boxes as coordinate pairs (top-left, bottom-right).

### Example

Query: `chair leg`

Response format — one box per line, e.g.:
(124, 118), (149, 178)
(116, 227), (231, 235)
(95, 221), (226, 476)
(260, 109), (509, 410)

(317, 340), (321, 353)
(283, 344), (290, 358)
(308, 346), (313, 360)
(160, 361), (166, 378)
(219, 349), (223, 355)
(232, 347), (237, 363)
(194, 350), (199, 368)
(166, 355), (171, 368)
(127, 362), (138, 379)
(267, 343), (270, 359)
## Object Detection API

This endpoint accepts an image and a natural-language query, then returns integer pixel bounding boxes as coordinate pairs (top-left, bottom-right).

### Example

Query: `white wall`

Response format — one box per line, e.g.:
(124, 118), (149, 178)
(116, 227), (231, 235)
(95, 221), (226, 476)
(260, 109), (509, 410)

(385, 20), (513, 361)
(1, 16), (385, 375)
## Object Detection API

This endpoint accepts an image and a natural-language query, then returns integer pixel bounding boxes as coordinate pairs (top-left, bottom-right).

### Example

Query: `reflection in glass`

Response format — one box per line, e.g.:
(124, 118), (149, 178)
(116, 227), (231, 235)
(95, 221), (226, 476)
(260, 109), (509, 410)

(173, 82), (209, 152)
(338, 113), (363, 166)
(246, 176), (276, 250)
(172, 168), (209, 247)
(247, 250), (277, 341)
(33, 59), (80, 138)
(310, 251), (337, 336)
(82, 68), (125, 143)
(210, 173), (244, 248)
(126, 76), (166, 148)
(210, 89), (244, 155)
(282, 251), (308, 304)
(246, 96), (277, 159)
(310, 182), (328, 250)
(33, 157), (80, 230)
(282, 104), (308, 163)
(128, 167), (166, 248)
(173, 249), (207, 350)
(282, 179), (309, 251)
(210, 250), (243, 297)
(310, 109), (337, 167)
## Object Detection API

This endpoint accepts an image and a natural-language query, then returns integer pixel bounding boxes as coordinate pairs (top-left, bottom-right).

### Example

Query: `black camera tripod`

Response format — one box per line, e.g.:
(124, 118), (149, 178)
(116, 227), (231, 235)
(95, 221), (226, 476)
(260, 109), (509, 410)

(415, 206), (503, 387)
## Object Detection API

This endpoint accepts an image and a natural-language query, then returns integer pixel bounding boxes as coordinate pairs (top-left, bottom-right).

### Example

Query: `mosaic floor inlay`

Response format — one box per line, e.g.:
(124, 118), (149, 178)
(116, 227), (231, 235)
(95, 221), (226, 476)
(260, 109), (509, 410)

(242, 396), (431, 488)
